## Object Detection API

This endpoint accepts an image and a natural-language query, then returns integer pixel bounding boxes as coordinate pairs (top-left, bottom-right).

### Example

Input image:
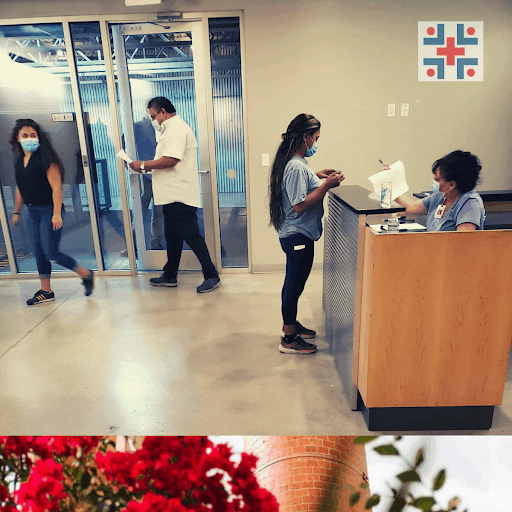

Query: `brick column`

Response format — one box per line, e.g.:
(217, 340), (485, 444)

(244, 436), (370, 512)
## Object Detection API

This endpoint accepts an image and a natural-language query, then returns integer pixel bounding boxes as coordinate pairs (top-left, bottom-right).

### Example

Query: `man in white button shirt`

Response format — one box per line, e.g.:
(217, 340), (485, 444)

(130, 96), (220, 293)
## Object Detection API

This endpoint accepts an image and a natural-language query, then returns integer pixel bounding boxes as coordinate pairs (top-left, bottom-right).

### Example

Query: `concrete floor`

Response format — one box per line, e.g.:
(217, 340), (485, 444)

(1, 270), (512, 435)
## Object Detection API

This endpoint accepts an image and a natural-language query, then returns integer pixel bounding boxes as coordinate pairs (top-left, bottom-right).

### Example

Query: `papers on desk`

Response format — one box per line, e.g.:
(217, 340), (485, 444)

(116, 149), (133, 164)
(370, 222), (427, 233)
(368, 160), (409, 201)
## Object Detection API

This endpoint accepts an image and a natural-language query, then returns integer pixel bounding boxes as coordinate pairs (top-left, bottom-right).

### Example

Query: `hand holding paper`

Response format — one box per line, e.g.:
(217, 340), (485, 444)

(368, 160), (409, 201)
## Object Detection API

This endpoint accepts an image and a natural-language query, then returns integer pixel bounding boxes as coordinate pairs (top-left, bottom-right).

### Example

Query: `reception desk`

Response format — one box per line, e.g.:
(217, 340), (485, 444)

(323, 185), (512, 430)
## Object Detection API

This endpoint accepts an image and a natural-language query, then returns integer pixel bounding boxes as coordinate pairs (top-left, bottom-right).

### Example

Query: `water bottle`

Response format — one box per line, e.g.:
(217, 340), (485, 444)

(381, 179), (392, 208)
(388, 212), (400, 232)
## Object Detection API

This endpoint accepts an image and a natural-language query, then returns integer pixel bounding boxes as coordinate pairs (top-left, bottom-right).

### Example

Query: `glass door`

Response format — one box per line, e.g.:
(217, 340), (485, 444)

(109, 20), (216, 271)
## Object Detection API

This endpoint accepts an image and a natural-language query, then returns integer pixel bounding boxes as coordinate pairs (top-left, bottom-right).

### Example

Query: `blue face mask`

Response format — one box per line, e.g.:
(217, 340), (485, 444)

(431, 179), (440, 193)
(20, 139), (40, 153)
(305, 139), (318, 158)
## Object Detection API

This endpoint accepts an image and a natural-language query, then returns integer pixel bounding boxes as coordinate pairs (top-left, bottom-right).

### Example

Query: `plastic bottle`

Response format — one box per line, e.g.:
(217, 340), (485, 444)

(388, 212), (400, 232)
(381, 180), (392, 208)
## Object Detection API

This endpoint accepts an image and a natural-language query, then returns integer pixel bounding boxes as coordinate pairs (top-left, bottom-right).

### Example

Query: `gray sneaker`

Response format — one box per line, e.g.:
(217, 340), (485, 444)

(197, 276), (221, 293)
(150, 274), (177, 287)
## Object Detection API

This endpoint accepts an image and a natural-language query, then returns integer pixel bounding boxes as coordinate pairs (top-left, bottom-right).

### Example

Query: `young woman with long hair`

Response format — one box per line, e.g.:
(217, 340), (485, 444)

(269, 113), (344, 354)
(10, 119), (94, 305)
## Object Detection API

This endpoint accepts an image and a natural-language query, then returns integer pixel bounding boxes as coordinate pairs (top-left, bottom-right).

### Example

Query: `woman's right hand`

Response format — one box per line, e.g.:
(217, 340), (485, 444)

(11, 214), (20, 226)
(325, 171), (345, 189)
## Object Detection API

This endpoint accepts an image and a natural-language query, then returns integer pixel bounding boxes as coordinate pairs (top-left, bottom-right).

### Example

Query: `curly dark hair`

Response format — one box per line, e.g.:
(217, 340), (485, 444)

(9, 119), (65, 180)
(268, 114), (321, 231)
(432, 150), (481, 194)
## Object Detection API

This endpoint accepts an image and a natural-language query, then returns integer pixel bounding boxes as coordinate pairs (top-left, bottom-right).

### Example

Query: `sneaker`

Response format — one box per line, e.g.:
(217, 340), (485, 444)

(279, 335), (317, 354)
(82, 270), (94, 296)
(150, 274), (177, 287)
(27, 289), (55, 306)
(282, 321), (316, 339)
(197, 276), (221, 293)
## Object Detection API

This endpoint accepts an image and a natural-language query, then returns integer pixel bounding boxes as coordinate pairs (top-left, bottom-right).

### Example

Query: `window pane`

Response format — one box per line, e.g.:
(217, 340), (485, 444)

(69, 21), (129, 270)
(209, 17), (248, 268)
(0, 23), (99, 274)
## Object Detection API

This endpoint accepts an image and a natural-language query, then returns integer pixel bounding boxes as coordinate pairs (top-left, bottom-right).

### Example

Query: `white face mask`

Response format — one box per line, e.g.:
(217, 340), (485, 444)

(151, 119), (161, 132)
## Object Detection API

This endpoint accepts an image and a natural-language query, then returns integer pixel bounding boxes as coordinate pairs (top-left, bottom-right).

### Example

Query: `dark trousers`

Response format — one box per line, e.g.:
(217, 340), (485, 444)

(279, 233), (314, 325)
(162, 202), (218, 279)
(26, 205), (79, 279)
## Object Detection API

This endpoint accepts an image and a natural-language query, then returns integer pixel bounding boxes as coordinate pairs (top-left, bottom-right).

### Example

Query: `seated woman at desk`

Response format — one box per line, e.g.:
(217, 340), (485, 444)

(395, 150), (485, 231)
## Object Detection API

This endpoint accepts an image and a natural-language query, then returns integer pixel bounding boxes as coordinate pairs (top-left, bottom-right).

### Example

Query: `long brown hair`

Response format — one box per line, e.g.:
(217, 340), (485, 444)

(9, 119), (65, 180)
(269, 114), (321, 231)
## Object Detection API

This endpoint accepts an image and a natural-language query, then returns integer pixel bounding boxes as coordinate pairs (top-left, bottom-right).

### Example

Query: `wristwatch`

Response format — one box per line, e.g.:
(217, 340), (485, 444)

(140, 161), (146, 173)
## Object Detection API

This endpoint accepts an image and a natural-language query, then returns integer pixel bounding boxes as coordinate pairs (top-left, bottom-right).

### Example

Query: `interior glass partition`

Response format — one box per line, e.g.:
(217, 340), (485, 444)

(68, 21), (129, 270)
(209, 17), (248, 268)
(0, 23), (99, 275)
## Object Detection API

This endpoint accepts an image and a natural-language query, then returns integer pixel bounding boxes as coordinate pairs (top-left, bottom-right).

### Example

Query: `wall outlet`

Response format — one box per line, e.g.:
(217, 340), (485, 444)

(387, 104), (395, 117)
(401, 103), (409, 117)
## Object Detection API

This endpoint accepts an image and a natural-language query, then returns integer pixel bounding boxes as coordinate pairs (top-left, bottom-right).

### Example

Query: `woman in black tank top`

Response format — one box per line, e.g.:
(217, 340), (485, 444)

(10, 119), (95, 305)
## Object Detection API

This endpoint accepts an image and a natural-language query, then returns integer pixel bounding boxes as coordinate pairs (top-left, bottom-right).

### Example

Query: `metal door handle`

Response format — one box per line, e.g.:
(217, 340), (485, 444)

(198, 169), (210, 174)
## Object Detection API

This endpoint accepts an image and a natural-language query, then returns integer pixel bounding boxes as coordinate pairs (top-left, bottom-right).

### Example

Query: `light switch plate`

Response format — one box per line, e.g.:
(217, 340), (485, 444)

(401, 103), (409, 117)
(387, 104), (395, 117)
(262, 153), (270, 167)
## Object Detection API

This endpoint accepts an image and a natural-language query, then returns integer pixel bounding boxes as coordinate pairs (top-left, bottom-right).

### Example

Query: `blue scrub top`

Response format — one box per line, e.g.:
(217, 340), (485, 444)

(278, 156), (324, 241)
(422, 190), (485, 231)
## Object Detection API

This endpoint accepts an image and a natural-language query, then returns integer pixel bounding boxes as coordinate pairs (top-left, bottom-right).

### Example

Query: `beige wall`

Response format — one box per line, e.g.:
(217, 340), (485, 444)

(2, 0), (511, 271)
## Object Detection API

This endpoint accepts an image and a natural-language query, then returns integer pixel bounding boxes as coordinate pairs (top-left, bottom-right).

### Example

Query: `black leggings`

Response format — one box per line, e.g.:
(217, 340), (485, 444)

(280, 233), (314, 325)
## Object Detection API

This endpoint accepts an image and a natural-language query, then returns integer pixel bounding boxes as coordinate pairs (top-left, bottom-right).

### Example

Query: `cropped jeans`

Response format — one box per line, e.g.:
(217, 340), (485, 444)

(26, 204), (79, 279)
(279, 233), (315, 326)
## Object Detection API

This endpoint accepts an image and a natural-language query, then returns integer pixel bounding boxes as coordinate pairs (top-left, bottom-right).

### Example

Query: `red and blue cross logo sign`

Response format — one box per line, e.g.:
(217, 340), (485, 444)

(418, 22), (483, 81)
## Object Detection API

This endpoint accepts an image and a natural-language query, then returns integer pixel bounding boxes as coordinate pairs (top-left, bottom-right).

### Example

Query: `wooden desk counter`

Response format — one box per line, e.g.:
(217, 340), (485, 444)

(359, 228), (512, 409)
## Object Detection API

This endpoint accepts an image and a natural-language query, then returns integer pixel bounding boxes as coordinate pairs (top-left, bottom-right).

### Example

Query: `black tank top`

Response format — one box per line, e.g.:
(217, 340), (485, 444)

(15, 149), (55, 206)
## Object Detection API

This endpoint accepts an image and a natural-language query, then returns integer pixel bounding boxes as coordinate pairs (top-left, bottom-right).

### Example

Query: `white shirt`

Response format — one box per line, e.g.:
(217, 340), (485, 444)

(151, 115), (201, 207)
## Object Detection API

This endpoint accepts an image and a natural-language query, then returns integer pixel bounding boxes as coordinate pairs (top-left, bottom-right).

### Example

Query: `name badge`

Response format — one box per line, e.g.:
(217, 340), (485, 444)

(434, 204), (446, 218)
(294, 245), (306, 251)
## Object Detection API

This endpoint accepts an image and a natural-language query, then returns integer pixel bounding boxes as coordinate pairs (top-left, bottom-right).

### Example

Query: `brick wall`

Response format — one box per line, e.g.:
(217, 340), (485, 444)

(244, 437), (371, 512)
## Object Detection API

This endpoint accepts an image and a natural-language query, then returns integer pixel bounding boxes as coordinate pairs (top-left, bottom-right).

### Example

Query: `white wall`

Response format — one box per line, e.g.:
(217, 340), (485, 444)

(2, 0), (511, 271)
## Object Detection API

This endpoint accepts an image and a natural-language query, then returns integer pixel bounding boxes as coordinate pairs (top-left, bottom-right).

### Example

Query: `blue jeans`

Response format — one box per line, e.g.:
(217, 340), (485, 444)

(26, 205), (79, 279)
(280, 233), (315, 325)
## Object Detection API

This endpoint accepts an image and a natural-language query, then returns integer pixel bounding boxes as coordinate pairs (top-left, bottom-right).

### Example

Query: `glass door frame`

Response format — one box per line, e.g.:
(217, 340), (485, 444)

(0, 10), (251, 279)
(108, 19), (214, 271)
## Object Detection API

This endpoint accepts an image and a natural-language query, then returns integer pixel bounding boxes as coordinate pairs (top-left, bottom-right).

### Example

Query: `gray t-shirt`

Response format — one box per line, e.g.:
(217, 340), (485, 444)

(278, 156), (324, 241)
(422, 190), (485, 231)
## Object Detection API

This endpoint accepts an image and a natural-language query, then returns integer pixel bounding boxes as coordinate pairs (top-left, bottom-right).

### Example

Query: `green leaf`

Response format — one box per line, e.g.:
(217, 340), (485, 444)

(411, 497), (436, 510)
(389, 496), (407, 512)
(365, 495), (381, 509)
(415, 448), (425, 468)
(433, 469), (446, 491)
(397, 470), (421, 483)
(374, 444), (400, 456)
(80, 469), (91, 489)
(354, 436), (379, 445)
(360, 482), (368, 489)
(394, 436), (402, 441)
(350, 492), (361, 506)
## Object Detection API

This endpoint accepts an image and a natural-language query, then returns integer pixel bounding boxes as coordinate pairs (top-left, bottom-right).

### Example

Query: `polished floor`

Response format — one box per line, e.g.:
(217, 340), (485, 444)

(1, 271), (511, 435)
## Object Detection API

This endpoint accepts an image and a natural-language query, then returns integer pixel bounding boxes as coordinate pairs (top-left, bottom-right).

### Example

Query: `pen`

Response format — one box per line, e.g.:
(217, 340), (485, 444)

(378, 159), (384, 165)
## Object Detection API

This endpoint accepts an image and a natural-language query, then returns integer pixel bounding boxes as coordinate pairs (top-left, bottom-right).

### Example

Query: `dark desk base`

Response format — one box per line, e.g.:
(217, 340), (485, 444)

(357, 390), (494, 431)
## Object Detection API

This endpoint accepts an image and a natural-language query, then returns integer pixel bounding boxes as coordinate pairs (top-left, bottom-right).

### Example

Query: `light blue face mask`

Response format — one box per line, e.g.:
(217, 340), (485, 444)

(431, 179), (440, 193)
(20, 139), (40, 153)
(305, 139), (318, 158)
(151, 119), (161, 132)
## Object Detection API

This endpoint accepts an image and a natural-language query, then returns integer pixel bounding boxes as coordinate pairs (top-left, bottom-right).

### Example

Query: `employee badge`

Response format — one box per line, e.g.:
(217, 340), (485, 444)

(434, 204), (446, 218)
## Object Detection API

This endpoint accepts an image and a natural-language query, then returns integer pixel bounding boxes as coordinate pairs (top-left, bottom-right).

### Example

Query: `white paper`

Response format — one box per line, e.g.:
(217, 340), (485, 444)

(116, 149), (133, 164)
(368, 160), (409, 201)
(369, 223), (427, 232)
